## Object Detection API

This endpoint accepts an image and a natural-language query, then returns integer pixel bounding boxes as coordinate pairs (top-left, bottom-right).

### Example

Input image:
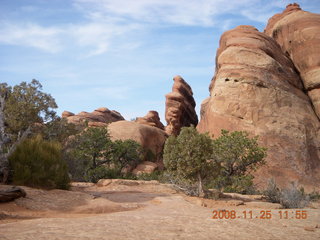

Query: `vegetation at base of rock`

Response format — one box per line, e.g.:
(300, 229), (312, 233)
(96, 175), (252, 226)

(209, 175), (256, 194)
(135, 171), (163, 181)
(8, 135), (70, 189)
(163, 126), (218, 197)
(85, 167), (122, 183)
(263, 179), (310, 208)
(211, 130), (267, 193)
(67, 127), (143, 182)
(163, 127), (267, 197)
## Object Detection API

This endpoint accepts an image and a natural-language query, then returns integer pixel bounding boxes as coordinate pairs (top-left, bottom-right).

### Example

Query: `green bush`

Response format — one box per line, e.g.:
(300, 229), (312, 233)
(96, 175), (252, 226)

(211, 175), (255, 194)
(66, 127), (143, 182)
(163, 127), (267, 196)
(211, 130), (267, 193)
(8, 135), (70, 189)
(163, 126), (217, 197)
(135, 170), (162, 181)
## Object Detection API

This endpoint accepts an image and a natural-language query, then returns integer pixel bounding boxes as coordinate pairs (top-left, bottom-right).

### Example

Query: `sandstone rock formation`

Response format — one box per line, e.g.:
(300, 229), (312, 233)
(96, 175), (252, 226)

(132, 161), (158, 175)
(135, 111), (165, 130)
(265, 3), (320, 119)
(62, 107), (124, 126)
(165, 75), (198, 135)
(198, 18), (320, 190)
(61, 111), (74, 118)
(108, 121), (167, 158)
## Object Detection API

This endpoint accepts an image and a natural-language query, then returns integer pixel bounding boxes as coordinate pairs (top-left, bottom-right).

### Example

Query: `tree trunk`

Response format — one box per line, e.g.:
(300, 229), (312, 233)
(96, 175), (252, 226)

(0, 94), (5, 148)
(197, 172), (205, 198)
(0, 186), (26, 202)
(92, 153), (97, 168)
(0, 93), (8, 183)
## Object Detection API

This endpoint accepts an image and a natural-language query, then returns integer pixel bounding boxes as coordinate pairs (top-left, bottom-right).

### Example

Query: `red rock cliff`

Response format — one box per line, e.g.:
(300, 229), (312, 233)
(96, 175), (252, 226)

(198, 17), (320, 190)
(265, 3), (320, 119)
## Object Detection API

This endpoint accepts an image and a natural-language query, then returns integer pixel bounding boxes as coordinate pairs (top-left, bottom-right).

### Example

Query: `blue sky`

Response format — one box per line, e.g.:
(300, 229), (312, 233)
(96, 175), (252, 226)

(1, 0), (319, 122)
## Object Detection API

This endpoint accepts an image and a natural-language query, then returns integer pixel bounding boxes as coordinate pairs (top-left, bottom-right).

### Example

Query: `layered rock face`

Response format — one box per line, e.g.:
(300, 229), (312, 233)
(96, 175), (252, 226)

(62, 107), (124, 126)
(265, 3), (320, 119)
(108, 120), (167, 158)
(135, 111), (165, 130)
(165, 75), (198, 135)
(198, 20), (320, 189)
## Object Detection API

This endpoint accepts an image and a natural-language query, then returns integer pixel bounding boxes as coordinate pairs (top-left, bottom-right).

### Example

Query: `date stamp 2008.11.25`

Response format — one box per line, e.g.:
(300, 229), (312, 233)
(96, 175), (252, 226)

(212, 210), (308, 220)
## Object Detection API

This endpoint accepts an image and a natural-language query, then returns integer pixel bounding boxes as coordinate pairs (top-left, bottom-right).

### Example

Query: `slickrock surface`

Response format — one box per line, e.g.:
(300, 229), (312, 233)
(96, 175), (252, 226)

(265, 3), (320, 119)
(165, 76), (198, 136)
(1, 183), (319, 240)
(62, 107), (124, 126)
(135, 111), (165, 130)
(197, 23), (320, 190)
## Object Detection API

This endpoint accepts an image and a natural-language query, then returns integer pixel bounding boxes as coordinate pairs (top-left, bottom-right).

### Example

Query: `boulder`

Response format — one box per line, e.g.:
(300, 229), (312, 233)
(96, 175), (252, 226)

(108, 121), (167, 157)
(165, 75), (198, 135)
(197, 24), (320, 191)
(132, 161), (158, 175)
(135, 111), (165, 130)
(97, 179), (112, 187)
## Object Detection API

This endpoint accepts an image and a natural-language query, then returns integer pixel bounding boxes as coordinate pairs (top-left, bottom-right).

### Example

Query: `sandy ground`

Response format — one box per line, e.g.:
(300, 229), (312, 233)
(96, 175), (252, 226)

(0, 181), (319, 240)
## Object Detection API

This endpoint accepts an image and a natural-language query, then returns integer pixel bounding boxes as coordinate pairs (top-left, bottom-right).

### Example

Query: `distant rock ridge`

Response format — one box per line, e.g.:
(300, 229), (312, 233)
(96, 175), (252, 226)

(62, 107), (124, 126)
(198, 4), (320, 190)
(165, 75), (198, 136)
(135, 111), (165, 130)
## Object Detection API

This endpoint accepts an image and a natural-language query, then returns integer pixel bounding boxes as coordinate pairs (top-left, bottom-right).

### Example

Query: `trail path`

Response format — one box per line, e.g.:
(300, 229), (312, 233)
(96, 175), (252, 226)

(0, 181), (319, 240)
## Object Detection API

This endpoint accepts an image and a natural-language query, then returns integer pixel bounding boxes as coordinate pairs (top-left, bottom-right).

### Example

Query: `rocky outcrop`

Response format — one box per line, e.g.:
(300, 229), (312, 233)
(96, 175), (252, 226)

(108, 121), (167, 158)
(198, 23), (320, 190)
(165, 75), (198, 135)
(61, 111), (74, 118)
(62, 107), (124, 126)
(135, 111), (165, 130)
(265, 3), (320, 119)
(132, 161), (158, 175)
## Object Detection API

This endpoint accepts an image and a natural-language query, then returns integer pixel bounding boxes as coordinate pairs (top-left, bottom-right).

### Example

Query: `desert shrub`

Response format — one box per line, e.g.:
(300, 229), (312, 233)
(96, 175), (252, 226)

(41, 117), (81, 143)
(85, 166), (121, 183)
(280, 183), (310, 209)
(160, 171), (199, 196)
(211, 130), (267, 193)
(67, 128), (143, 182)
(211, 175), (255, 194)
(163, 126), (219, 197)
(8, 135), (70, 189)
(263, 178), (281, 203)
(308, 191), (320, 201)
(135, 170), (162, 181)
(263, 180), (310, 208)
(111, 139), (143, 170)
